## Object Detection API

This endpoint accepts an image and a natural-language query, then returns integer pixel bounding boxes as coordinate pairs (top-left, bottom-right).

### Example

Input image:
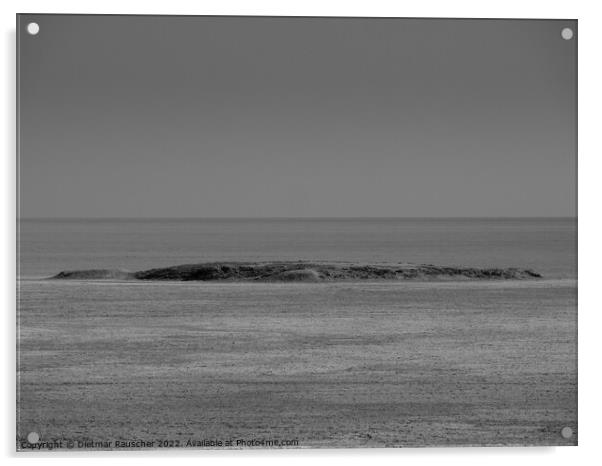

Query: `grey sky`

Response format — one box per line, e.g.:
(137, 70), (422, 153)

(18, 15), (576, 218)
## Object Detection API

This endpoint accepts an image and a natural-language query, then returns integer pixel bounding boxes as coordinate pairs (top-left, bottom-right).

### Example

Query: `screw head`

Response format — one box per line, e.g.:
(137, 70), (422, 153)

(561, 426), (573, 439)
(26, 22), (40, 35)
(561, 28), (574, 40)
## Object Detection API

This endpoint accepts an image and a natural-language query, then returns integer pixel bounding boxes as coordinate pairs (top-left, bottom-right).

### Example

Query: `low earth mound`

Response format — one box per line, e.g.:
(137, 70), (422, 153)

(51, 269), (135, 280)
(51, 262), (541, 282)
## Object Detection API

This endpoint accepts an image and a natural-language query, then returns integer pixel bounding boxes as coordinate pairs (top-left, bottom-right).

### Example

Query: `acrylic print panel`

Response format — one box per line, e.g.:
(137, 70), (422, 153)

(16, 15), (577, 450)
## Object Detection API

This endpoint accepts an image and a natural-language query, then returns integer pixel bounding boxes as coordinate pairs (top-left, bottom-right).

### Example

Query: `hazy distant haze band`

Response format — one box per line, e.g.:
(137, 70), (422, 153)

(18, 218), (576, 279)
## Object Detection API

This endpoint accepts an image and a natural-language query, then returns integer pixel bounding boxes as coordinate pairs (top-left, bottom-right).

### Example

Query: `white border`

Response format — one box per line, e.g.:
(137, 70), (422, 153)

(3, 1), (600, 465)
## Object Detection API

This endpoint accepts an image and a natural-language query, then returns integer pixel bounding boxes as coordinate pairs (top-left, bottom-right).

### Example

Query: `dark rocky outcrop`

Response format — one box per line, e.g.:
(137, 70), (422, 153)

(50, 262), (541, 282)
(51, 269), (135, 280)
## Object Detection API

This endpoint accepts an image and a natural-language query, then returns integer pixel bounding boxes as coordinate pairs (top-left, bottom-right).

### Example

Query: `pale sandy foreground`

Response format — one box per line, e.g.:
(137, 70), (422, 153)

(17, 279), (577, 449)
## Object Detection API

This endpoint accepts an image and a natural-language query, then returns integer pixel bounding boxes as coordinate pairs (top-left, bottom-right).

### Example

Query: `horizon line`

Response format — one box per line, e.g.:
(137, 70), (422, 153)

(19, 216), (578, 220)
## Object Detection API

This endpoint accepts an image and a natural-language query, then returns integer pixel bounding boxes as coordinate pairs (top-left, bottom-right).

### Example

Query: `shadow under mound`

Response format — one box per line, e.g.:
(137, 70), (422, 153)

(50, 262), (542, 282)
(50, 269), (135, 280)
